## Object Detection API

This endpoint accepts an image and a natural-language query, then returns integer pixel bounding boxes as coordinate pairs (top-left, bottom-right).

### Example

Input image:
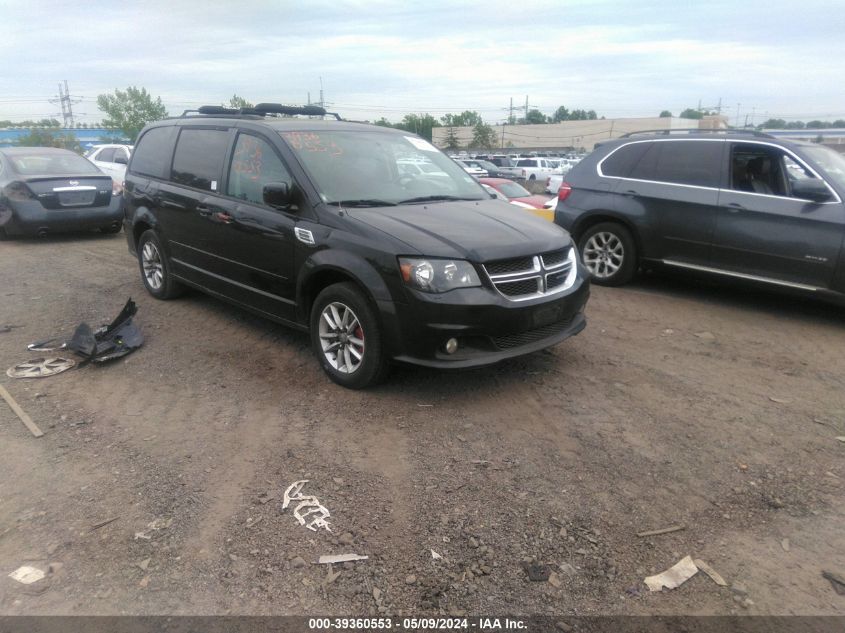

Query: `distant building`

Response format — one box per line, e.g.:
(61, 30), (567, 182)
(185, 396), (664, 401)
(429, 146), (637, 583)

(0, 127), (129, 148)
(432, 116), (729, 152)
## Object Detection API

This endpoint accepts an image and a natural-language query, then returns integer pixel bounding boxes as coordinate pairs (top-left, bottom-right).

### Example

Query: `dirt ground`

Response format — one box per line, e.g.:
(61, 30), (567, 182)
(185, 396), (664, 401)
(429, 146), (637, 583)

(0, 231), (844, 617)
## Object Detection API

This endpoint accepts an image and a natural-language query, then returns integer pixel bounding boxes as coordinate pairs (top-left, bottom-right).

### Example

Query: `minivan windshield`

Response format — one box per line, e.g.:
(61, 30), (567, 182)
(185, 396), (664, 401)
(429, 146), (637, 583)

(279, 130), (486, 206)
(802, 145), (845, 190)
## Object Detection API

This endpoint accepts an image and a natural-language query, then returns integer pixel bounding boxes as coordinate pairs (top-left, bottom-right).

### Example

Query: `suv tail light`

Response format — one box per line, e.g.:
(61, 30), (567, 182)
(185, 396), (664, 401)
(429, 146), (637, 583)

(558, 182), (573, 202)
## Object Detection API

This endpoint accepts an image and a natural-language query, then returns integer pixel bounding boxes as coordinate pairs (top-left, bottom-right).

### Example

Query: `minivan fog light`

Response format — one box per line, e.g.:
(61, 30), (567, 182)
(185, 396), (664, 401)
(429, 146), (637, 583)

(445, 338), (459, 354)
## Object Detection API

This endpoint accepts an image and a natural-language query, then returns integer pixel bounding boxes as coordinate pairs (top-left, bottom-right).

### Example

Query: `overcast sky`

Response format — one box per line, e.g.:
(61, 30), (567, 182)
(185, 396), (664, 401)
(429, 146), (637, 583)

(1, 0), (843, 126)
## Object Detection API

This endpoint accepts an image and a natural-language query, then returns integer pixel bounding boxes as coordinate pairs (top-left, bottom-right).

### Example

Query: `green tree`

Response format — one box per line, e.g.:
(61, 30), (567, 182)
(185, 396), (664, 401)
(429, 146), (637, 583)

(759, 118), (786, 129)
(443, 127), (461, 150)
(373, 117), (395, 128)
(397, 113), (440, 141)
(524, 109), (547, 124)
(469, 122), (497, 149)
(552, 106), (570, 123)
(659, 110), (672, 118)
(806, 120), (829, 129)
(226, 94), (253, 109)
(785, 121), (806, 129)
(441, 111), (482, 127)
(679, 108), (704, 119)
(17, 129), (81, 152)
(97, 86), (168, 142)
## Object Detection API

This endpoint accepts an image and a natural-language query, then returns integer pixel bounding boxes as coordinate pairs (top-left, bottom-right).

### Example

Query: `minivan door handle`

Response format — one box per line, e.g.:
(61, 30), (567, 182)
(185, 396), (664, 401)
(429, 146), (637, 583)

(196, 205), (212, 217)
(726, 202), (745, 212)
(160, 199), (186, 210)
(623, 189), (638, 196)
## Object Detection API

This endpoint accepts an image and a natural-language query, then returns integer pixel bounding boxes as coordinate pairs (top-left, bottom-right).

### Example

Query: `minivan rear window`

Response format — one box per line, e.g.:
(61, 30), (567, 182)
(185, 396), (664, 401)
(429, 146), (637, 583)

(171, 128), (230, 192)
(131, 127), (175, 179)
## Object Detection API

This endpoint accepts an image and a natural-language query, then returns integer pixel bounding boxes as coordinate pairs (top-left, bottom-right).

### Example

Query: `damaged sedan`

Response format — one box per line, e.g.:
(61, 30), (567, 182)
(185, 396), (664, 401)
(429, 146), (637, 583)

(0, 147), (123, 238)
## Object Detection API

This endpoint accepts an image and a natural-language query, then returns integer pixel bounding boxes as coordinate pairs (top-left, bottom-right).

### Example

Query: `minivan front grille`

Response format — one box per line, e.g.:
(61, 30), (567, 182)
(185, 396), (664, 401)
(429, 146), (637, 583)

(483, 248), (576, 301)
(492, 316), (575, 349)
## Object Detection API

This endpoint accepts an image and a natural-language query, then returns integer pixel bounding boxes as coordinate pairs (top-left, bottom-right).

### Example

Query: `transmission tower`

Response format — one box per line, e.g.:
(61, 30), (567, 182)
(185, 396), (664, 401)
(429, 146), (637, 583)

(49, 80), (81, 127)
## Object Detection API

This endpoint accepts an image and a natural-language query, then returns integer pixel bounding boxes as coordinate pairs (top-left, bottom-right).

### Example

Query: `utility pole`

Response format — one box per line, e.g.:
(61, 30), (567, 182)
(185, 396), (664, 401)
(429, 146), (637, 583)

(49, 80), (80, 128)
(736, 103), (741, 128)
(501, 123), (506, 149)
(319, 76), (324, 109)
(524, 95), (529, 123)
(509, 97), (514, 124)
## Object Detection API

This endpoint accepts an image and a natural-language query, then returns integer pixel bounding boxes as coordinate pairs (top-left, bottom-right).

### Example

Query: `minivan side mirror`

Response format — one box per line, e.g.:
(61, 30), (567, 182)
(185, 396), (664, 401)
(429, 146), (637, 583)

(792, 178), (833, 202)
(263, 182), (292, 209)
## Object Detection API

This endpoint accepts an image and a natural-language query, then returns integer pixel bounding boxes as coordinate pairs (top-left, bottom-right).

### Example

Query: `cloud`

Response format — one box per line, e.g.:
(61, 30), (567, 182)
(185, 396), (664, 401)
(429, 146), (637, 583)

(1, 0), (843, 124)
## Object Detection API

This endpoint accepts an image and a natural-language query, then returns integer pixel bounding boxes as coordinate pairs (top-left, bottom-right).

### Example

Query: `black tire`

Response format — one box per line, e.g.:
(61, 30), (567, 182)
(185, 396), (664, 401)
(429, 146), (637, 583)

(137, 229), (184, 299)
(100, 223), (122, 234)
(528, 174), (536, 181)
(577, 222), (637, 286)
(310, 282), (389, 389)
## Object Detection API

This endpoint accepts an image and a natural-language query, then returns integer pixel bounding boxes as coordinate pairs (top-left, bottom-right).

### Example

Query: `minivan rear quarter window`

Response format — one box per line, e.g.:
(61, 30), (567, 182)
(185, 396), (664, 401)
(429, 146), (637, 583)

(131, 127), (176, 179)
(171, 128), (230, 192)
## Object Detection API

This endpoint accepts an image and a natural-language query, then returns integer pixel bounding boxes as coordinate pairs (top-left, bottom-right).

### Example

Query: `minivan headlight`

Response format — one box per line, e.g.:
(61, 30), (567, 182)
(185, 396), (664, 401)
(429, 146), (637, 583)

(399, 257), (481, 293)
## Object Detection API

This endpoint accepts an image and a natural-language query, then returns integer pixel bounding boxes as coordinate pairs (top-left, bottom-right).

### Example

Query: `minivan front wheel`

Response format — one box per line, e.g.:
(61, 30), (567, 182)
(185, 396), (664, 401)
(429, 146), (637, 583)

(137, 229), (184, 299)
(578, 222), (637, 286)
(311, 283), (389, 389)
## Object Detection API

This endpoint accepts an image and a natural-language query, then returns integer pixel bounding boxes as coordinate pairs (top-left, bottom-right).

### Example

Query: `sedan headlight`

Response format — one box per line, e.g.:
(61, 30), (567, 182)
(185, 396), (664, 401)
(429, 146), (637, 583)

(399, 257), (481, 293)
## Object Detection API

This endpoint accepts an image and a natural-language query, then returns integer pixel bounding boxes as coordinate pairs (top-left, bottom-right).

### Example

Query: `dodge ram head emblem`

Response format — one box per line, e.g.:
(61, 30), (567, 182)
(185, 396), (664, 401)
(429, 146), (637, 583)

(69, 180), (79, 186)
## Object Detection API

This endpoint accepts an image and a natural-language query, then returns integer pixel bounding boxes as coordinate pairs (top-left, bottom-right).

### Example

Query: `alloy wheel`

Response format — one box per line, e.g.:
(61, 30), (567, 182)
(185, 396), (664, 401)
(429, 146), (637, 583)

(318, 302), (365, 374)
(141, 241), (164, 290)
(583, 231), (624, 279)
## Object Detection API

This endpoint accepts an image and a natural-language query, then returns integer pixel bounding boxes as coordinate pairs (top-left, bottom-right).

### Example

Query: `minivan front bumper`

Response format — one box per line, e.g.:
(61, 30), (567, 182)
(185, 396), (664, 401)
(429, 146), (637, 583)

(381, 269), (590, 369)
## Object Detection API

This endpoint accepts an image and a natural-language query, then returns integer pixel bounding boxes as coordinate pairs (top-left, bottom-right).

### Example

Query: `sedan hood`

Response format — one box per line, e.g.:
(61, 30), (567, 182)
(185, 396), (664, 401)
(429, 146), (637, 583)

(346, 199), (570, 261)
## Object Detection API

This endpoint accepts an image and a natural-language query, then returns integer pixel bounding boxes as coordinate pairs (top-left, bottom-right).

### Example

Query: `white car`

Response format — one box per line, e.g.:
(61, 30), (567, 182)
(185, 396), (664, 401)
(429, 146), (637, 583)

(84, 144), (133, 185)
(454, 159), (487, 178)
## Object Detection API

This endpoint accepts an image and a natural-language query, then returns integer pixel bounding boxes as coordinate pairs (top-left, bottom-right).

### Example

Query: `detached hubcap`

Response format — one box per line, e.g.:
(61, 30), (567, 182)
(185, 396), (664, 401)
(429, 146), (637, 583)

(583, 232), (624, 278)
(319, 302), (365, 374)
(142, 241), (164, 290)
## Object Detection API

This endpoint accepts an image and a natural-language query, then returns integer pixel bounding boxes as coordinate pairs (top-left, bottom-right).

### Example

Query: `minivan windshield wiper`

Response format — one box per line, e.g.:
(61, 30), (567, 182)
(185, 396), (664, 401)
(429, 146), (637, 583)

(397, 195), (483, 204)
(328, 199), (397, 207)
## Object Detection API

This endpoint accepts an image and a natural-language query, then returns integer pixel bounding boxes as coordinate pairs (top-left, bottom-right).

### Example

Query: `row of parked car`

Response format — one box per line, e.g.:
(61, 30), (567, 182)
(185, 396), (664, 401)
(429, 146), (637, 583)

(3, 111), (845, 389)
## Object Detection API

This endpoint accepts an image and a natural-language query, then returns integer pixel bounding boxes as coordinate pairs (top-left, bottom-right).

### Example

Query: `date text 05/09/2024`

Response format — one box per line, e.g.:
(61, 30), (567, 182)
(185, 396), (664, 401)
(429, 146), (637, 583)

(308, 617), (528, 630)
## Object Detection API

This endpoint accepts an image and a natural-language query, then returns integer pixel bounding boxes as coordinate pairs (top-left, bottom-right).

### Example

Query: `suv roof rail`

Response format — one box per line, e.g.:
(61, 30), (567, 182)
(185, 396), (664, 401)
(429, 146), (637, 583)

(620, 128), (775, 139)
(180, 104), (343, 121)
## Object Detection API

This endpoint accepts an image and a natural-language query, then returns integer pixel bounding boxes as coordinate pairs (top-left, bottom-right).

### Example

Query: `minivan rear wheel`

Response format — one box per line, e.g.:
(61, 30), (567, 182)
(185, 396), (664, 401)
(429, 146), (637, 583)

(578, 222), (637, 286)
(310, 282), (389, 389)
(137, 229), (184, 299)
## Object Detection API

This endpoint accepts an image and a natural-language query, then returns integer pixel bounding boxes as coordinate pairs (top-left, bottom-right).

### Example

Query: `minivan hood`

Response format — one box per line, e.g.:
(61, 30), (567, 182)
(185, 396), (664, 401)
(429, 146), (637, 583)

(346, 199), (570, 261)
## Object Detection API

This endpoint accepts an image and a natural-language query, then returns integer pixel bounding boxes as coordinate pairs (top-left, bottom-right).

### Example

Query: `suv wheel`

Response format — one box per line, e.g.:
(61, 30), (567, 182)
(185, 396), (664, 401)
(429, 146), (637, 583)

(578, 222), (637, 286)
(311, 282), (389, 389)
(137, 229), (184, 299)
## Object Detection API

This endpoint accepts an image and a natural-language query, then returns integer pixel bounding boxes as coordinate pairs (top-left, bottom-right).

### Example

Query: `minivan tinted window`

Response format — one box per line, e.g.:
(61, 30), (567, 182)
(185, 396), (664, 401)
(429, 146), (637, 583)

(171, 128), (230, 192)
(627, 141), (722, 188)
(131, 127), (175, 179)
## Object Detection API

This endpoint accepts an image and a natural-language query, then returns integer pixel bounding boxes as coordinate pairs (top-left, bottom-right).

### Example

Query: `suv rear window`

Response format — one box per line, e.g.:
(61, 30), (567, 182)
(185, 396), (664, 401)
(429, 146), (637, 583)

(131, 127), (175, 179)
(627, 141), (722, 188)
(171, 128), (230, 192)
(601, 142), (651, 177)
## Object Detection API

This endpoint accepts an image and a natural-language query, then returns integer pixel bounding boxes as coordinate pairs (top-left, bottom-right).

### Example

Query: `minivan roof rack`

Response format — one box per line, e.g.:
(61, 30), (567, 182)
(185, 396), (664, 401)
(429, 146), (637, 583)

(180, 104), (343, 121)
(620, 128), (774, 139)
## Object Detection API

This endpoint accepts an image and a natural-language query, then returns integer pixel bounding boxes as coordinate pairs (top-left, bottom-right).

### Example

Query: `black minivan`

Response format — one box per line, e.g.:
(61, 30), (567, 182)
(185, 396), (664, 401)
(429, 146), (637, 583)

(554, 130), (845, 301)
(123, 104), (589, 388)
